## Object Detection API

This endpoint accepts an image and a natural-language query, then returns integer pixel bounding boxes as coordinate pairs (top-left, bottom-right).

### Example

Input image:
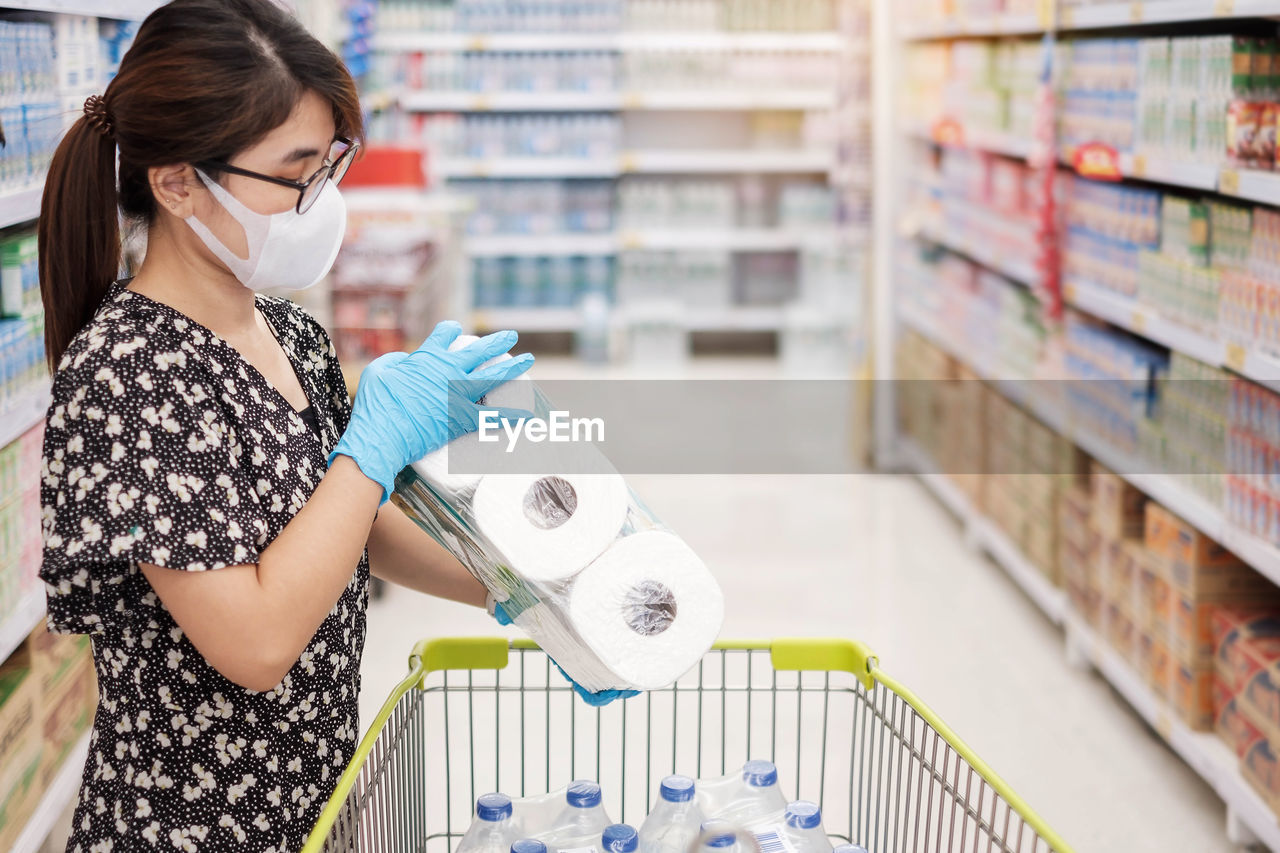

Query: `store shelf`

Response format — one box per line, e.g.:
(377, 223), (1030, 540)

(686, 307), (784, 331)
(11, 731), (91, 853)
(437, 151), (834, 179)
(0, 0), (161, 16)
(0, 381), (51, 451)
(619, 32), (846, 51)
(1062, 610), (1280, 852)
(918, 222), (1036, 285)
(464, 228), (837, 256)
(0, 590), (46, 674)
(903, 121), (1032, 160)
(376, 31), (846, 52)
(623, 149), (834, 174)
(466, 233), (618, 256)
(400, 90), (620, 112)
(399, 89), (835, 112)
(899, 295), (1280, 592)
(1063, 279), (1280, 390)
(898, 436), (1068, 625)
(902, 0), (1280, 39)
(619, 227), (838, 251)
(435, 157), (622, 179)
(0, 185), (43, 230)
(473, 307), (581, 332)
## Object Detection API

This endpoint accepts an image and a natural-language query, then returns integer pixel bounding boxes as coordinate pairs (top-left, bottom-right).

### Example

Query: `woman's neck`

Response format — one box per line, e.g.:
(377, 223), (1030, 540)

(128, 214), (260, 339)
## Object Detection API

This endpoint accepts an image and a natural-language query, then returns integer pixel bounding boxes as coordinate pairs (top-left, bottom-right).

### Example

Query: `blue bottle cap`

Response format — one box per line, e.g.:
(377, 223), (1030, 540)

(512, 841), (547, 853)
(701, 821), (737, 848)
(477, 793), (513, 822)
(567, 780), (603, 808)
(659, 775), (696, 803)
(785, 801), (821, 830)
(742, 760), (778, 788)
(602, 824), (638, 853)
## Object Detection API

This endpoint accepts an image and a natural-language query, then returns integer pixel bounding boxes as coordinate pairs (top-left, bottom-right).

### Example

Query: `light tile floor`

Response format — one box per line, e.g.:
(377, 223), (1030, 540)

(360, 473), (1233, 853)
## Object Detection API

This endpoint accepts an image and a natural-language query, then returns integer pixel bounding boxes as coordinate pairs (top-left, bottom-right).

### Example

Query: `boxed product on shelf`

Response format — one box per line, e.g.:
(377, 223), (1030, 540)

(31, 634), (94, 788)
(1242, 737), (1280, 817)
(1090, 463), (1146, 540)
(0, 642), (40, 852)
(0, 231), (39, 318)
(1217, 672), (1266, 759)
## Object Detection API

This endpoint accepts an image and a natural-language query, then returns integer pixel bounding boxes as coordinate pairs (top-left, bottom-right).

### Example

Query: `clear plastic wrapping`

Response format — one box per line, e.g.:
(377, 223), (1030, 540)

(391, 372), (724, 693)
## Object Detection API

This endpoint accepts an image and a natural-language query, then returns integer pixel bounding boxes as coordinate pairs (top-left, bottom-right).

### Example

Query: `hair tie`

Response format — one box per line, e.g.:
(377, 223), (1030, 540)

(82, 95), (114, 138)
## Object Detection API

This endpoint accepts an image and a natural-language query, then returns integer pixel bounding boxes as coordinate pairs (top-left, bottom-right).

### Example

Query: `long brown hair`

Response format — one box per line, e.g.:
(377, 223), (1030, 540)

(38, 0), (364, 369)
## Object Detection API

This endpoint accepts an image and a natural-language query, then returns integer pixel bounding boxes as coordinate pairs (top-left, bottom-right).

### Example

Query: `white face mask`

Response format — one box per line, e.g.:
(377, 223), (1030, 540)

(185, 168), (347, 292)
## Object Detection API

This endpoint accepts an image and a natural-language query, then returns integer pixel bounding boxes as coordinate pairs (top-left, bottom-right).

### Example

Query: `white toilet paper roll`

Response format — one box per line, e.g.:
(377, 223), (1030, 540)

(565, 530), (724, 690)
(471, 472), (630, 582)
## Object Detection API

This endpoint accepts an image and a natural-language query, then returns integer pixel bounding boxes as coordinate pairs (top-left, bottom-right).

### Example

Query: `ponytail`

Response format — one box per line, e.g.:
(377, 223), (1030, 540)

(38, 113), (121, 371)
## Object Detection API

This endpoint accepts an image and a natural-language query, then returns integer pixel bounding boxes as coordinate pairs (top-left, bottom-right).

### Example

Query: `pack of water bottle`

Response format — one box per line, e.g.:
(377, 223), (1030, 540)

(454, 761), (869, 853)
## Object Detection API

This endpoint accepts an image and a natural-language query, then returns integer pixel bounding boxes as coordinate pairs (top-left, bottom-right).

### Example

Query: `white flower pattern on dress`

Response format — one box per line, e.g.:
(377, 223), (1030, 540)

(41, 281), (367, 852)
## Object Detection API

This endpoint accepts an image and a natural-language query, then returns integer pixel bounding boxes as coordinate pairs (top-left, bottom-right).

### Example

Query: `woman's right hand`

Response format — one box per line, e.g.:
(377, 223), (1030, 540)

(329, 320), (535, 503)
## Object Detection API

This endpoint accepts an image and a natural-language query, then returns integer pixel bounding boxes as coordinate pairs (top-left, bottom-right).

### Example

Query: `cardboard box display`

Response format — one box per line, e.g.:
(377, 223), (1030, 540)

(1171, 662), (1215, 730)
(1242, 662), (1280, 745)
(1145, 502), (1182, 560)
(1213, 609), (1280, 694)
(1060, 484), (1092, 550)
(38, 650), (94, 788)
(1105, 601), (1140, 669)
(27, 623), (90, 696)
(1242, 737), (1280, 816)
(1091, 464), (1146, 539)
(1217, 675), (1266, 758)
(1146, 634), (1174, 701)
(0, 644), (41, 852)
(1024, 515), (1059, 585)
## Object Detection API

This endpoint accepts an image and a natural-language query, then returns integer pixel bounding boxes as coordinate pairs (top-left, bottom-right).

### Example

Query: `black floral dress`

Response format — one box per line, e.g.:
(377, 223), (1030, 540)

(40, 280), (368, 853)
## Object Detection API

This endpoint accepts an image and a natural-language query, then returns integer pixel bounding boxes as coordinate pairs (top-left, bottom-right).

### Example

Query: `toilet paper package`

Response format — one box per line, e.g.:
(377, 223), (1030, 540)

(390, 347), (724, 693)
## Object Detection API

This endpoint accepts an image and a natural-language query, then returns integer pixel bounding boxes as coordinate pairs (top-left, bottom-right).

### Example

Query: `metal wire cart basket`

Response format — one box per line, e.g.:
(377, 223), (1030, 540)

(302, 638), (1071, 853)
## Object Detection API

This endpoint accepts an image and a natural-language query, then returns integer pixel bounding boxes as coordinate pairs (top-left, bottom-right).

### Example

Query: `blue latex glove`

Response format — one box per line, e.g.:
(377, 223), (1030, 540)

(330, 321), (535, 504)
(494, 603), (640, 707)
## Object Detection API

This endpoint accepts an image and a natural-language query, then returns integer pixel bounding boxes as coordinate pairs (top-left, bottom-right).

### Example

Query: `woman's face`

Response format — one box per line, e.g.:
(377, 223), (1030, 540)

(189, 89), (339, 260)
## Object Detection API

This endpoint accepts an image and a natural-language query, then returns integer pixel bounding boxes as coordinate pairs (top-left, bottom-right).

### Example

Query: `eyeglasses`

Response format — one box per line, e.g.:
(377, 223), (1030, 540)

(197, 136), (360, 214)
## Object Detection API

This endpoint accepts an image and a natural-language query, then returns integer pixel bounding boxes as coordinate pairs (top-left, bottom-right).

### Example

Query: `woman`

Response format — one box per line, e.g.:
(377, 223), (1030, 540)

(35, 1), (571, 850)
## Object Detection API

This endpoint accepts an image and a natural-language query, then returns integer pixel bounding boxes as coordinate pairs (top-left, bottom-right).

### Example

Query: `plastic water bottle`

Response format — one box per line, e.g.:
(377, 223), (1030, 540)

(602, 824), (639, 853)
(777, 802), (832, 853)
(638, 775), (705, 853)
(546, 781), (613, 853)
(697, 820), (748, 853)
(714, 761), (788, 827)
(514, 841), (549, 853)
(458, 794), (522, 853)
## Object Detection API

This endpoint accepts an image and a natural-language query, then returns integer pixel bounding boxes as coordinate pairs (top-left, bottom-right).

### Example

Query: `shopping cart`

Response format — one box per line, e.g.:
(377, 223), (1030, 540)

(301, 638), (1071, 853)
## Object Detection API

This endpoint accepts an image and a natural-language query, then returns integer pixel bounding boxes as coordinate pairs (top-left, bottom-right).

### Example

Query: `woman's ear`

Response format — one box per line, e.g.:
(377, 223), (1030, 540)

(149, 163), (197, 218)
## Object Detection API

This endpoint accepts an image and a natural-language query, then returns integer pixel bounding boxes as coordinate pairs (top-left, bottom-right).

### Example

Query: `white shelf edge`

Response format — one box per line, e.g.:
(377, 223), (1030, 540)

(918, 224), (1036, 285)
(400, 89), (835, 112)
(0, 589), (46, 669)
(0, 381), (52, 451)
(1063, 610), (1280, 852)
(0, 186), (44, 231)
(0, 0), (161, 17)
(472, 306), (786, 332)
(11, 730), (91, 853)
(464, 228), (838, 256)
(901, 0), (1280, 40)
(437, 151), (834, 179)
(375, 31), (846, 52)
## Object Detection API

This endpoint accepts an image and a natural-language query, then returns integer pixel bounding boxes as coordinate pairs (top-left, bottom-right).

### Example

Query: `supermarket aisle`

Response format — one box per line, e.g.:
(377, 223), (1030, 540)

(362, 472), (1228, 852)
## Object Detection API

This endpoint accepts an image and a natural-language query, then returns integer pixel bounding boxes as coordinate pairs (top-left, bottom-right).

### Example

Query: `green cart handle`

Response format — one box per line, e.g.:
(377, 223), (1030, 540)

(304, 637), (1073, 853)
